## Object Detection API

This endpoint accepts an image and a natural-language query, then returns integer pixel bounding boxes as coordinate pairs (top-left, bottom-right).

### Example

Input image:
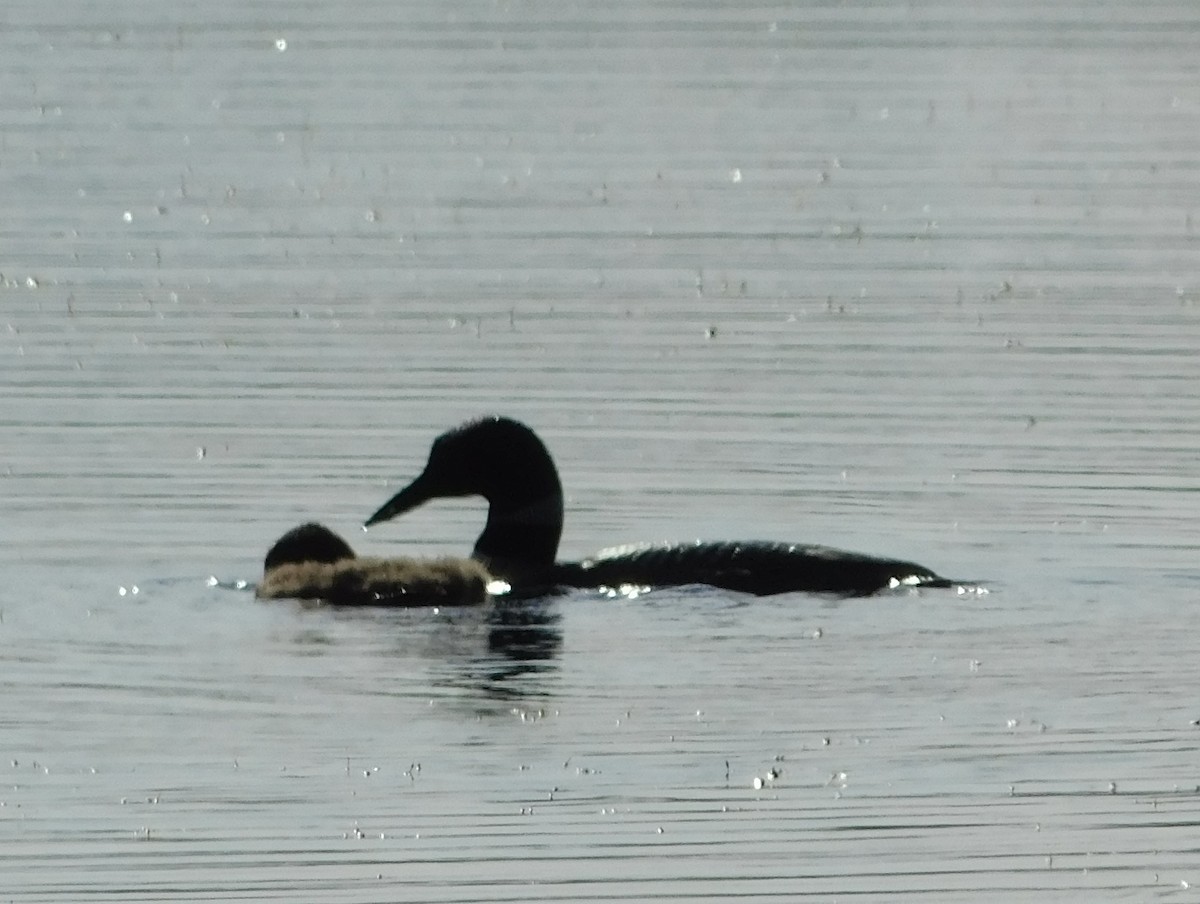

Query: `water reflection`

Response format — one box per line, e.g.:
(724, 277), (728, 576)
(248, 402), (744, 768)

(282, 594), (564, 703)
(486, 598), (561, 664)
(431, 598), (564, 703)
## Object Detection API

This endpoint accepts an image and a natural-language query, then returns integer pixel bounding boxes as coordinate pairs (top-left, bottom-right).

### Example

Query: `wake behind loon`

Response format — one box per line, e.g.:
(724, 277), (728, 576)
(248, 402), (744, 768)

(364, 416), (963, 597)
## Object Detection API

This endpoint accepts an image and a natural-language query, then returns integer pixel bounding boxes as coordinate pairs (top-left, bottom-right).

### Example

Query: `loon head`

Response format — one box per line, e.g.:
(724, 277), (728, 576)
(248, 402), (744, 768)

(264, 522), (357, 572)
(364, 416), (565, 582)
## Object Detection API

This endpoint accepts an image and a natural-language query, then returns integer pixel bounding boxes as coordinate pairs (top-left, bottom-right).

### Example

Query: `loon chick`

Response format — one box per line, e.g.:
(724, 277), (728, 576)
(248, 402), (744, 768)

(257, 522), (494, 606)
(364, 417), (959, 597)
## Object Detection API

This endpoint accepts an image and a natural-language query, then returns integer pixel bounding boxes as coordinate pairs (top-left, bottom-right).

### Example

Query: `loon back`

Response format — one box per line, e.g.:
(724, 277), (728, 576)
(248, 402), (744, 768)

(554, 540), (951, 597)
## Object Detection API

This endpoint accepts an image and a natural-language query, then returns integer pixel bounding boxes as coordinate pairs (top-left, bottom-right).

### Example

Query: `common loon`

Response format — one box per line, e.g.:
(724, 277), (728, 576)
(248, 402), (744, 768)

(364, 416), (961, 597)
(257, 521), (495, 606)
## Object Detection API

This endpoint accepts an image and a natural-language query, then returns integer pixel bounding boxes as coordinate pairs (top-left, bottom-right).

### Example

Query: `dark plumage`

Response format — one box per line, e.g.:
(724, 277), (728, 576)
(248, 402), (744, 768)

(365, 417), (963, 597)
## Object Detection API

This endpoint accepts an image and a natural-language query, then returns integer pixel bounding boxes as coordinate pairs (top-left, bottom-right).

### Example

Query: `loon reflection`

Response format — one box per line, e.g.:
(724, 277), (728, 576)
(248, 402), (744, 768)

(257, 522), (497, 606)
(364, 416), (962, 597)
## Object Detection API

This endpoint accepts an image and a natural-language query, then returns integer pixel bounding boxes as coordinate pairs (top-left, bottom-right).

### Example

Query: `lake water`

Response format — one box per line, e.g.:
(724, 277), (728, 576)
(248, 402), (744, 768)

(3, 1), (1200, 900)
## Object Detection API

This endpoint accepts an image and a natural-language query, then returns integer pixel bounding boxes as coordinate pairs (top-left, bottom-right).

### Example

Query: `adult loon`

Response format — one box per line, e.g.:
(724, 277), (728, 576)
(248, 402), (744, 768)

(364, 416), (960, 597)
(257, 521), (495, 606)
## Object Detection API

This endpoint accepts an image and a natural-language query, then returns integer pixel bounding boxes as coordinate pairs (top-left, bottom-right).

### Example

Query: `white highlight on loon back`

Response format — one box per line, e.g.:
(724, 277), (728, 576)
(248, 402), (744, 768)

(586, 541), (664, 561)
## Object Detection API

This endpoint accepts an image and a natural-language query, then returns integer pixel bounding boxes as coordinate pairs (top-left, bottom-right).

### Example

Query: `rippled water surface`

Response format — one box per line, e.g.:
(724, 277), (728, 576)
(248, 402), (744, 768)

(4, 1), (1200, 900)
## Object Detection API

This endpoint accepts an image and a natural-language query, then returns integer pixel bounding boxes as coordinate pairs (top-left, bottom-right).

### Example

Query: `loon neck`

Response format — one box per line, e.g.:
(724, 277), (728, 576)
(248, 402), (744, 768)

(473, 492), (564, 583)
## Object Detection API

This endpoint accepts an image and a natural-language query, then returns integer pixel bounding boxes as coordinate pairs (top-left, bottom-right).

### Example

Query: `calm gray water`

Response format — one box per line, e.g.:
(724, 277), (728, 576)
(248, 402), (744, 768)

(3, 1), (1200, 900)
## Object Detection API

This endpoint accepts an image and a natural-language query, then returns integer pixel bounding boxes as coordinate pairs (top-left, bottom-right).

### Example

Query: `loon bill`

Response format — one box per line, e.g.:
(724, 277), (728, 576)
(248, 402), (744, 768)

(364, 416), (965, 597)
(257, 522), (497, 606)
